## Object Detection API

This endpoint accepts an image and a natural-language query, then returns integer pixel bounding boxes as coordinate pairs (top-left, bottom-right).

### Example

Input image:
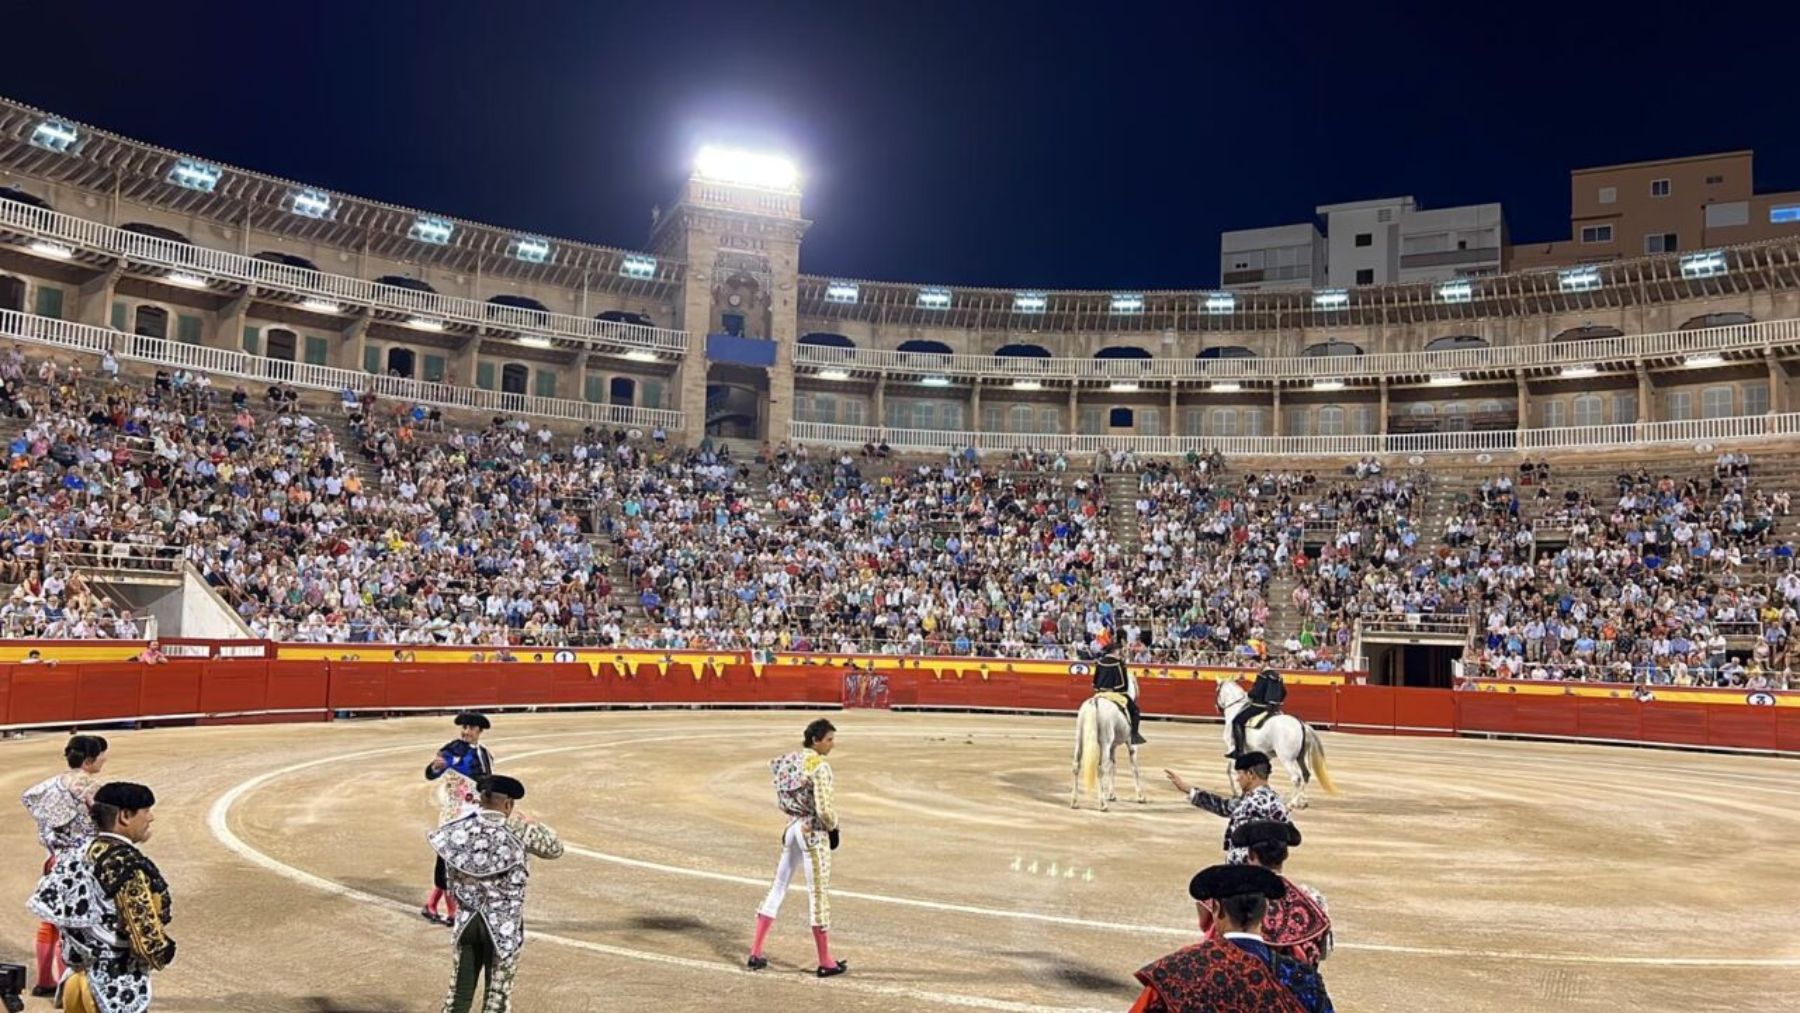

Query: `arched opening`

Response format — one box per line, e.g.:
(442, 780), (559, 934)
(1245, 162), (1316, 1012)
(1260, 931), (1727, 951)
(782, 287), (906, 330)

(994, 343), (1052, 358)
(1094, 346), (1152, 359)
(488, 295), (550, 329)
(1108, 407), (1135, 428)
(1198, 345), (1257, 359)
(500, 363), (530, 395)
(134, 305), (169, 340)
(799, 332), (855, 348)
(253, 251), (321, 272)
(0, 187), (52, 210)
(1554, 325), (1624, 342)
(609, 377), (636, 405)
(597, 309), (655, 327)
(0, 275), (23, 313)
(265, 328), (298, 361)
(375, 275), (437, 293)
(1317, 404), (1346, 436)
(1303, 341), (1364, 357)
(1424, 334), (1488, 351)
(897, 340), (954, 354)
(120, 223), (192, 245)
(386, 347), (416, 379)
(1680, 312), (1755, 330)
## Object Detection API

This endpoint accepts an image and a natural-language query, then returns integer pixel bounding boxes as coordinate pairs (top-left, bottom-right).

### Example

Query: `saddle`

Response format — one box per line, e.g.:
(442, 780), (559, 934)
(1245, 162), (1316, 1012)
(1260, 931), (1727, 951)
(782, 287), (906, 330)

(1093, 691), (1130, 718)
(1242, 707), (1279, 731)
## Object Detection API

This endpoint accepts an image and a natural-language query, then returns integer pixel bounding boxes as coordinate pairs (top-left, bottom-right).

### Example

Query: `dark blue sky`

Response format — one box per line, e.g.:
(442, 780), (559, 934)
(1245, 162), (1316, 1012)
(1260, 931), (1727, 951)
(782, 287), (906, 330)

(6, 0), (1792, 290)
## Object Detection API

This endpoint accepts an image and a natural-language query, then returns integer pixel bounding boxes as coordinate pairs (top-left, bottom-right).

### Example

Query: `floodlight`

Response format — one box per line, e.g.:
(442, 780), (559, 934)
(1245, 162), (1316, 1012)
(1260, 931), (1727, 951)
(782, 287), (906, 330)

(694, 146), (799, 190)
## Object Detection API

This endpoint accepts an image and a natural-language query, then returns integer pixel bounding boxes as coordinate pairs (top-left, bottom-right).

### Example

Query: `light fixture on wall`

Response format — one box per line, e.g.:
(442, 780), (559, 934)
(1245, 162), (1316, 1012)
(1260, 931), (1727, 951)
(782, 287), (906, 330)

(300, 298), (341, 314)
(623, 350), (658, 362)
(817, 368), (851, 381)
(1012, 380), (1043, 390)
(27, 241), (73, 260)
(1684, 353), (1724, 368)
(408, 317), (446, 332)
(164, 272), (207, 288)
(1312, 379), (1345, 391)
(1560, 365), (1598, 378)
(1210, 382), (1243, 393)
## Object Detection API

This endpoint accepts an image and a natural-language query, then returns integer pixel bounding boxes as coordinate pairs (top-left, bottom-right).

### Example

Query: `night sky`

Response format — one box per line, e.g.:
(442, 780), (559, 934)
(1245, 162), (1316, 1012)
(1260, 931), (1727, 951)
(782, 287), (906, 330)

(5, 0), (1792, 291)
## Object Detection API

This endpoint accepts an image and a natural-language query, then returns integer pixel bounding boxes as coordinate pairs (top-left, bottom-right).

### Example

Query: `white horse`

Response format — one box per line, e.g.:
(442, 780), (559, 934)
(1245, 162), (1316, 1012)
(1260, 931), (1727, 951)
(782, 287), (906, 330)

(1070, 694), (1145, 811)
(1216, 678), (1337, 810)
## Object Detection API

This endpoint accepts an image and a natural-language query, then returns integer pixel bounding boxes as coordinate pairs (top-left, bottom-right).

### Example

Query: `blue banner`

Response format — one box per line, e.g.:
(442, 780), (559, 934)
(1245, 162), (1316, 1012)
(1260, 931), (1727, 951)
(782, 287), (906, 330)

(706, 334), (777, 367)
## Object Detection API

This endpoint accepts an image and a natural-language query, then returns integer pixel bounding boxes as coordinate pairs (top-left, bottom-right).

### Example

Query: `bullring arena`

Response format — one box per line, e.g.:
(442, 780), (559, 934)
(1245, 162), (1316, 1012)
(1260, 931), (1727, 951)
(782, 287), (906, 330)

(4, 704), (1799, 1012)
(8, 84), (1800, 1013)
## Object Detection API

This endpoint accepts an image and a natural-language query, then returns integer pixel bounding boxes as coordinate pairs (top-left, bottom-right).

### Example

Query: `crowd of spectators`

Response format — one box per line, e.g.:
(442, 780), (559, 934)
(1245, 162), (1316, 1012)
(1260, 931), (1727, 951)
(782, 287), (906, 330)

(0, 348), (1796, 688)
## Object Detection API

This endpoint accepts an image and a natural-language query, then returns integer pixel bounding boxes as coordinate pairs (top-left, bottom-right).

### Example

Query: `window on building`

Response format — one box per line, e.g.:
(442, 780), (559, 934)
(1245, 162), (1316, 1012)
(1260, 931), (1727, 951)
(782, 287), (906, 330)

(1037, 406), (1061, 434)
(1244, 408), (1267, 437)
(1410, 402), (1437, 417)
(1285, 407), (1310, 437)
(982, 405), (1002, 433)
(1139, 409), (1162, 436)
(814, 394), (837, 425)
(1701, 386), (1734, 419)
(1009, 404), (1033, 433)
(1079, 407), (1104, 435)
(1353, 405), (1376, 435)
(33, 286), (63, 320)
(1355, 268), (1374, 285)
(1706, 175), (1724, 184)
(1744, 383), (1769, 416)
(1545, 400), (1567, 428)
(1667, 391), (1692, 421)
(1317, 405), (1345, 436)
(1572, 393), (1604, 427)
(912, 402), (936, 430)
(1580, 224), (1614, 244)
(940, 403), (963, 431)
(1772, 205), (1800, 224)
(1598, 186), (1617, 204)
(1645, 233), (1678, 254)
(1184, 408), (1205, 437)
(1442, 403), (1471, 432)
(1108, 407), (1135, 429)
(1651, 178), (1671, 197)
(1354, 233), (1372, 248)
(1210, 408), (1238, 437)
(1613, 393), (1637, 425)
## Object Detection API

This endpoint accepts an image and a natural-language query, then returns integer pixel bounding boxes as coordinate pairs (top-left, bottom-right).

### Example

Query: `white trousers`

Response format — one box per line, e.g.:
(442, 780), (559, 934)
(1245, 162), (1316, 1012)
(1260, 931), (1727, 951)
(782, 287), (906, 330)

(757, 820), (831, 929)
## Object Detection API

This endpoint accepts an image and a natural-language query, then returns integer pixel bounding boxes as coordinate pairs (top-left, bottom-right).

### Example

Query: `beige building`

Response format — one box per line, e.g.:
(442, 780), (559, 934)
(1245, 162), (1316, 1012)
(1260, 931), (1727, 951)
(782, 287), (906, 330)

(1512, 151), (1800, 271)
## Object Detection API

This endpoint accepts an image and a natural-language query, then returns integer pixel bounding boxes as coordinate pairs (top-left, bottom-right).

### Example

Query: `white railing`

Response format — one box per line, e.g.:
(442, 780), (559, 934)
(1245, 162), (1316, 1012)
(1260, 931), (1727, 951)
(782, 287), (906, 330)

(791, 412), (1800, 458)
(50, 538), (183, 576)
(0, 310), (687, 431)
(795, 317), (1800, 382)
(0, 198), (689, 355)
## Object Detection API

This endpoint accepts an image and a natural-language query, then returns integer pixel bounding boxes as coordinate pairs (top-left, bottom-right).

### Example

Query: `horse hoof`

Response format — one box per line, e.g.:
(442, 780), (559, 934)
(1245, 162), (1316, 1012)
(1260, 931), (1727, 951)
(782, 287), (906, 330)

(1135, 795), (1147, 804)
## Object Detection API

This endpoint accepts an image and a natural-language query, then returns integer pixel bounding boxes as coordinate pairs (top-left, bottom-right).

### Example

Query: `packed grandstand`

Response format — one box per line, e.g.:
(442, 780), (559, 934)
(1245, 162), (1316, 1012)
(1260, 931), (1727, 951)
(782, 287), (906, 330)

(0, 94), (1798, 692)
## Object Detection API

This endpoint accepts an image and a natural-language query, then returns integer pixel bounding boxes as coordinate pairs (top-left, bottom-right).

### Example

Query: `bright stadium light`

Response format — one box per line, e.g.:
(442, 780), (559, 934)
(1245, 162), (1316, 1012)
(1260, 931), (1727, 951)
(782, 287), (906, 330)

(1109, 382), (1141, 393)
(818, 368), (851, 381)
(288, 189), (334, 220)
(512, 236), (552, 264)
(1110, 293), (1144, 314)
(1204, 292), (1236, 315)
(694, 146), (800, 190)
(1559, 266), (1602, 292)
(410, 216), (454, 246)
(28, 241), (74, 260)
(620, 255), (658, 280)
(1560, 365), (1598, 378)
(1685, 353), (1724, 368)
(1210, 382), (1243, 393)
(300, 298), (341, 314)
(1680, 251), (1727, 279)
(920, 376), (952, 387)
(30, 119), (80, 154)
(824, 282), (860, 305)
(1014, 292), (1048, 313)
(917, 288), (952, 309)
(1436, 280), (1473, 304)
(167, 158), (221, 193)
(165, 272), (207, 289)
(1313, 289), (1349, 310)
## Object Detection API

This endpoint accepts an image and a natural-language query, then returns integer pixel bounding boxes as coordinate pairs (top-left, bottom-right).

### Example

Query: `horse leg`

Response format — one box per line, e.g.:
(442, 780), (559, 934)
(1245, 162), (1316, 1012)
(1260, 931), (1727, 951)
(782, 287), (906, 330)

(1070, 721), (1083, 810)
(1101, 740), (1115, 810)
(1129, 742), (1147, 803)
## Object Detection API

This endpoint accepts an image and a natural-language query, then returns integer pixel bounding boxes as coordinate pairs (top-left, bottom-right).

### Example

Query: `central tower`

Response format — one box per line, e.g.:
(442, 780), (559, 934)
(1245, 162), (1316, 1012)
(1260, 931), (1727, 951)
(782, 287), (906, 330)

(653, 149), (810, 445)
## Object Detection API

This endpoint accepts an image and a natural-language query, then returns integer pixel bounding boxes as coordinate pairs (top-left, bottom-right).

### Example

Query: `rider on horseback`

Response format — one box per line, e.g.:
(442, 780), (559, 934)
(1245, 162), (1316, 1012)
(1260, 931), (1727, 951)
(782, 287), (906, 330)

(1228, 668), (1286, 758)
(1091, 641), (1146, 745)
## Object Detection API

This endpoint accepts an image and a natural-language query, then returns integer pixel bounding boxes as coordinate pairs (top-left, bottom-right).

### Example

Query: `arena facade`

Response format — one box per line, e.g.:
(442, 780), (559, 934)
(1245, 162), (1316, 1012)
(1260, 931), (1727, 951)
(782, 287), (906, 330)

(3, 95), (1800, 455)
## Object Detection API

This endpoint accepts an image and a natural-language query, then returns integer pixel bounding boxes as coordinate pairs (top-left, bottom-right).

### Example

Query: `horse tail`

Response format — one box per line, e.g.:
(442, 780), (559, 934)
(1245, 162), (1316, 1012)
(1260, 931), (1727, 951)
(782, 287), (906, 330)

(1304, 724), (1338, 795)
(1078, 701), (1101, 796)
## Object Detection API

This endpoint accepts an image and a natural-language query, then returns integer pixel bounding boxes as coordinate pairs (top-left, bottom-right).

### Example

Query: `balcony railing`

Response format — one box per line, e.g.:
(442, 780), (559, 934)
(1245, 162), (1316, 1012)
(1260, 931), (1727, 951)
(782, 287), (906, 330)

(0, 310), (686, 431)
(791, 412), (1800, 457)
(793, 317), (1800, 382)
(0, 198), (689, 355)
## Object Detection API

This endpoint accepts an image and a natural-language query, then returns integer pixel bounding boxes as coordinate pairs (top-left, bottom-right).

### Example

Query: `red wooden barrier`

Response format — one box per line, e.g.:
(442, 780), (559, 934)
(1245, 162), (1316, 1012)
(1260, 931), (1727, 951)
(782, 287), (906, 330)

(0, 666), (11, 725)
(1391, 689), (1457, 734)
(9, 665), (78, 726)
(138, 664), (202, 718)
(198, 660), (269, 715)
(265, 661), (330, 714)
(1336, 685), (1397, 731)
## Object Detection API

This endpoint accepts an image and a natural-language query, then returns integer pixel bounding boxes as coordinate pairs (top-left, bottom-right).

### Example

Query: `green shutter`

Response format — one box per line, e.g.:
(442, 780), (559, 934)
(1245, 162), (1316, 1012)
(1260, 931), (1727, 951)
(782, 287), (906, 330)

(476, 361), (496, 390)
(641, 380), (662, 410)
(242, 325), (260, 355)
(111, 302), (127, 330)
(584, 375), (605, 403)
(534, 369), (558, 398)
(423, 354), (446, 383)
(363, 345), (382, 374)
(176, 314), (202, 345)
(303, 335), (328, 365)
(33, 286), (64, 320)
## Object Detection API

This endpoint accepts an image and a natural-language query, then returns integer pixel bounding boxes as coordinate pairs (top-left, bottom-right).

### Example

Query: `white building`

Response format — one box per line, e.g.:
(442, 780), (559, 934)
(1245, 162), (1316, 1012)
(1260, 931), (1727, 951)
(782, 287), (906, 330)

(1222, 197), (1506, 290)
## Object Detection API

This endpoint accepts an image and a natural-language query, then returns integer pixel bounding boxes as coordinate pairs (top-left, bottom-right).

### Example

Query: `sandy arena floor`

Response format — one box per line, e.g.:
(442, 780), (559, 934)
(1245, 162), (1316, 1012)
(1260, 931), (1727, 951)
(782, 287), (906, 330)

(3, 709), (1799, 1012)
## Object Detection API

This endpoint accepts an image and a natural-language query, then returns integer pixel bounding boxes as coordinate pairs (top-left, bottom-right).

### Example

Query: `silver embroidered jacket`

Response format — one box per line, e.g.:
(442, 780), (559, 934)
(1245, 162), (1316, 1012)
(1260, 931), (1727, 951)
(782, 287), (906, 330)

(1188, 784), (1291, 864)
(22, 771), (100, 853)
(428, 811), (564, 961)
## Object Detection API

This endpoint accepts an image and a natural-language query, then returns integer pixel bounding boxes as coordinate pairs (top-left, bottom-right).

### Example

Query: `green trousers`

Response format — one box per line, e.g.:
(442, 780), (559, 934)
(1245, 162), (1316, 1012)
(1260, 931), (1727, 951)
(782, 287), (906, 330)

(443, 916), (517, 1013)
